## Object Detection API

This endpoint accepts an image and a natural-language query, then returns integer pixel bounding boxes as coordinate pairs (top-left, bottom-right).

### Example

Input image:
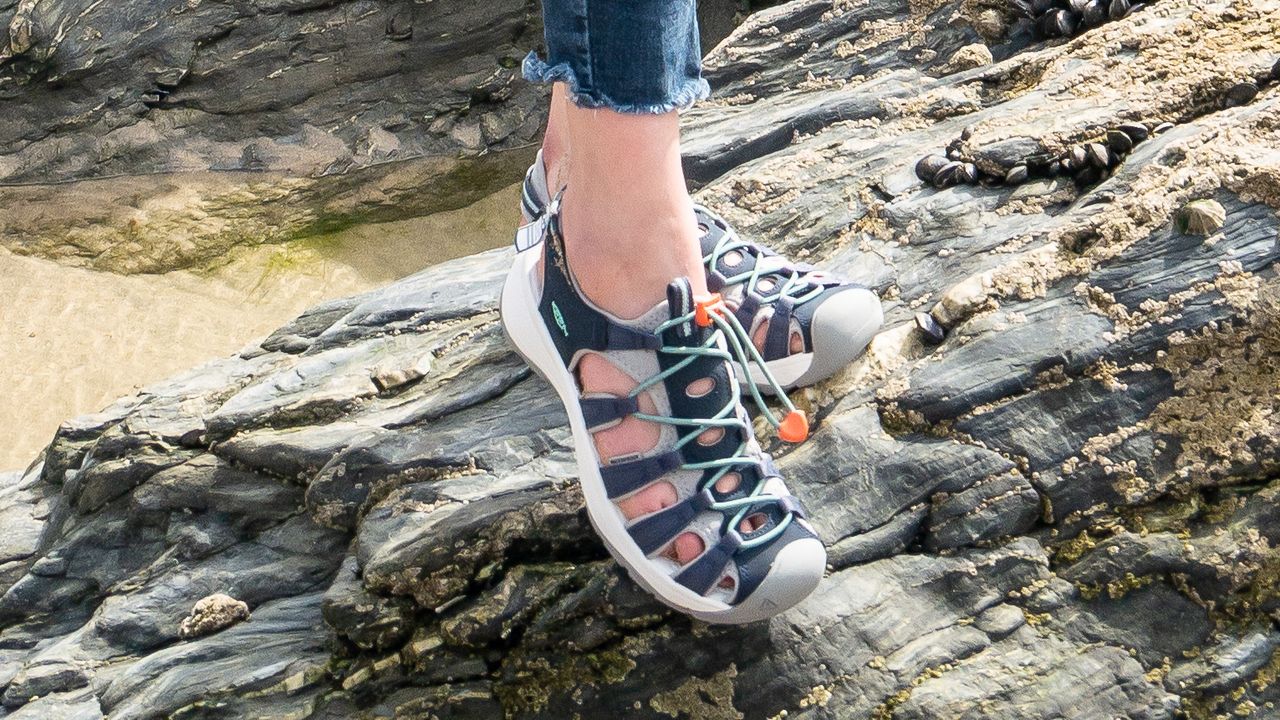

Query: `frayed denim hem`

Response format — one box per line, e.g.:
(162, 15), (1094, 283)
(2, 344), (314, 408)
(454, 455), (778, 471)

(521, 50), (711, 115)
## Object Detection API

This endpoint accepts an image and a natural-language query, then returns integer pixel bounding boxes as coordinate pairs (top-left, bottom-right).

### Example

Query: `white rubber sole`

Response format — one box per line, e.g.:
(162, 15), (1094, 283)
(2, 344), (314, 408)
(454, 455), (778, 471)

(500, 244), (818, 624)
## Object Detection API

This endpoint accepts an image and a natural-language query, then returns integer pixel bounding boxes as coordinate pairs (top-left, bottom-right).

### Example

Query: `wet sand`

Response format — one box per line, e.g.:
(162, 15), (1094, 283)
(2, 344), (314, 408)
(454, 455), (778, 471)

(0, 182), (520, 470)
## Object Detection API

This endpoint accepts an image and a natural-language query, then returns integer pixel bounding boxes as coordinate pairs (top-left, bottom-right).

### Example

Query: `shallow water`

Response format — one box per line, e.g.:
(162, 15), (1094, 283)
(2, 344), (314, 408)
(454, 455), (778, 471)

(0, 182), (520, 470)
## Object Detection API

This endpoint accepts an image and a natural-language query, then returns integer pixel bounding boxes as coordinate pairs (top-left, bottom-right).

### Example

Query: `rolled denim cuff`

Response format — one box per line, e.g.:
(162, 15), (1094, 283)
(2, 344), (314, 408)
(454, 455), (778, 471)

(522, 50), (711, 114)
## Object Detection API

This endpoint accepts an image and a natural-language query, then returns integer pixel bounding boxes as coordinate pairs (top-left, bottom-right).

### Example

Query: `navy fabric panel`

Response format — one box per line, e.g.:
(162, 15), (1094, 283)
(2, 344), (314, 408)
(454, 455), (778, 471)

(763, 295), (796, 361)
(734, 292), (761, 331)
(627, 488), (716, 555)
(731, 520), (818, 603)
(603, 323), (664, 351)
(580, 395), (641, 430)
(600, 450), (682, 498)
(706, 269), (726, 293)
(696, 207), (731, 256)
(656, 282), (746, 467)
(537, 207), (662, 366)
(675, 531), (743, 596)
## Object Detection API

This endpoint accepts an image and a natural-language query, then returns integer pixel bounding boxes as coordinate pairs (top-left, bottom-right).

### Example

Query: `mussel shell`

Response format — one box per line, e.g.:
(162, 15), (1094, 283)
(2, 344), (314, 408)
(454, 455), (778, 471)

(1086, 142), (1110, 168)
(1054, 8), (1079, 35)
(1106, 129), (1134, 153)
(915, 154), (950, 183)
(1032, 0), (1055, 14)
(1036, 8), (1075, 37)
(1224, 82), (1259, 108)
(1272, 58), (1280, 82)
(960, 163), (980, 184)
(1117, 122), (1149, 143)
(915, 312), (946, 344)
(1034, 12), (1057, 37)
(1005, 164), (1030, 185)
(1108, 0), (1129, 20)
(1082, 0), (1107, 25)
(1067, 145), (1088, 170)
(1153, 121), (1175, 134)
(1067, 0), (1089, 13)
(933, 161), (965, 189)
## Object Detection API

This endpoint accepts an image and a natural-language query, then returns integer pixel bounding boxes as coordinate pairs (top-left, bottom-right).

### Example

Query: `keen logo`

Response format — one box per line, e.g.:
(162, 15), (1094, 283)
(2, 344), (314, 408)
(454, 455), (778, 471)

(551, 301), (569, 337)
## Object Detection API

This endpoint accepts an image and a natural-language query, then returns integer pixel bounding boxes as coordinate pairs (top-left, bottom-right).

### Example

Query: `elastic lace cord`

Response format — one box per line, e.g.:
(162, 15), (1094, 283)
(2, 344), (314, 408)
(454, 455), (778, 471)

(704, 230), (825, 309)
(628, 309), (804, 550)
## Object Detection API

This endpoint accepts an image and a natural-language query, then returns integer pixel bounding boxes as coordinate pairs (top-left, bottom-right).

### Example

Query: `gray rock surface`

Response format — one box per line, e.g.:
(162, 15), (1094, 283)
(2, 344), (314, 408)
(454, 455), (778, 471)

(0, 0), (748, 273)
(2, 0), (1279, 718)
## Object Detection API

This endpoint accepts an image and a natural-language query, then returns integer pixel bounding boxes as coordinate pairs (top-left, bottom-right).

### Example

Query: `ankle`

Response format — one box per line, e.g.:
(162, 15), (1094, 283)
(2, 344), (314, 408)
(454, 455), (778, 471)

(559, 186), (708, 320)
(541, 144), (568, 197)
(542, 83), (571, 194)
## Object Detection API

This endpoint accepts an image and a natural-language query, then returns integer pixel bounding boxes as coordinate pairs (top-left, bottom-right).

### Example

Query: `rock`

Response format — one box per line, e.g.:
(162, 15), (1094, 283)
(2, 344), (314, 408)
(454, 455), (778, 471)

(1, 0), (1278, 718)
(0, 1), (744, 275)
(371, 354), (433, 393)
(930, 271), (993, 328)
(1176, 198), (1227, 235)
(4, 688), (102, 720)
(943, 43), (993, 72)
(178, 593), (251, 639)
(2, 661), (90, 707)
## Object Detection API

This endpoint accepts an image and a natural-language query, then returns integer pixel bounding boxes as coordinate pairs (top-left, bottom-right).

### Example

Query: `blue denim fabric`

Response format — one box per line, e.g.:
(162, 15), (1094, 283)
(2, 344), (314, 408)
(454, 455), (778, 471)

(523, 0), (711, 114)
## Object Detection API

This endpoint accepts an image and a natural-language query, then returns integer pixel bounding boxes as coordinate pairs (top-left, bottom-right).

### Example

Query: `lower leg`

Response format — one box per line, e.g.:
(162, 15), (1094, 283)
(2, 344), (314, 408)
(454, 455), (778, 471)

(559, 101), (707, 319)
(542, 83), (570, 195)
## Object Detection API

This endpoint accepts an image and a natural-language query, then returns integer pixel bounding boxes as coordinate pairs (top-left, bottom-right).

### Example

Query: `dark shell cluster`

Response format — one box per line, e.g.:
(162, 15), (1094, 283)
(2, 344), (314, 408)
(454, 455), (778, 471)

(915, 121), (1163, 191)
(915, 58), (1278, 193)
(1013, 0), (1152, 39)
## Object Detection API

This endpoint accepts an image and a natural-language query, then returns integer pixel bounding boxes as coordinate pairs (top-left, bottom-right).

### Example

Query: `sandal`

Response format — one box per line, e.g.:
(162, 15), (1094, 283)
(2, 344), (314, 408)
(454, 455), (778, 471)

(502, 190), (826, 624)
(520, 150), (883, 390)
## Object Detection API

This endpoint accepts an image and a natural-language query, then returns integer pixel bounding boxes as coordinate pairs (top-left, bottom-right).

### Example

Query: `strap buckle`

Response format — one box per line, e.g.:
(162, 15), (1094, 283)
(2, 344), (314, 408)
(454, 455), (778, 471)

(694, 293), (726, 328)
(514, 213), (548, 252)
(513, 194), (561, 253)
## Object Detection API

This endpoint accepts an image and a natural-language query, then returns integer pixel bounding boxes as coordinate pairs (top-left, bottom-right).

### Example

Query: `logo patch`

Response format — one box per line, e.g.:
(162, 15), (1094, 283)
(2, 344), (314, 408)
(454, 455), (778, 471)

(551, 301), (569, 337)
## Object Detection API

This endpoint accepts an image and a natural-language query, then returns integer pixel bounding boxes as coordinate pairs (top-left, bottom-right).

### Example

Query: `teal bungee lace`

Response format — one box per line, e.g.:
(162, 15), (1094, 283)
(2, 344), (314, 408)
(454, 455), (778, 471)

(628, 298), (807, 551)
(703, 223), (827, 309)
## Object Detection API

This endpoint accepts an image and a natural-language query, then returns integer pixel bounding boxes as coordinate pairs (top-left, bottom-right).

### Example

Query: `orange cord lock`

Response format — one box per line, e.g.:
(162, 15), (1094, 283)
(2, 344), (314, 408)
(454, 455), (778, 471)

(777, 410), (809, 443)
(694, 293), (725, 327)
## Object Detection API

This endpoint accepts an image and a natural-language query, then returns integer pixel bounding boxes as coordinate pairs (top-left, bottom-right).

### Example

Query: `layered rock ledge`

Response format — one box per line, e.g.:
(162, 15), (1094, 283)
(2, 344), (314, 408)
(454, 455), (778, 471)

(0, 0), (745, 273)
(2, 0), (1279, 718)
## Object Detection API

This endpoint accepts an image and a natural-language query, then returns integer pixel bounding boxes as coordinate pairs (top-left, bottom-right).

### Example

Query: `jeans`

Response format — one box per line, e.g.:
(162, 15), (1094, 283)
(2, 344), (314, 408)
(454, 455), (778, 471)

(522, 0), (711, 114)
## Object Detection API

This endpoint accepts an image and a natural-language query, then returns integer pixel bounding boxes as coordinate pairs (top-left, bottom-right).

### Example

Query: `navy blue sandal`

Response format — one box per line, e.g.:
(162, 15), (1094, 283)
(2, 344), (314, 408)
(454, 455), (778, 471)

(502, 190), (826, 623)
(520, 150), (883, 390)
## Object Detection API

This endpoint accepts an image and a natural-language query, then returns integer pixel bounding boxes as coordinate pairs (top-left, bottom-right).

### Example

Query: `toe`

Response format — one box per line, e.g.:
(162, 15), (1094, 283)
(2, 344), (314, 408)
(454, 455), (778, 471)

(751, 316), (804, 356)
(577, 353), (661, 462)
(615, 480), (676, 519)
(672, 532), (705, 564)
